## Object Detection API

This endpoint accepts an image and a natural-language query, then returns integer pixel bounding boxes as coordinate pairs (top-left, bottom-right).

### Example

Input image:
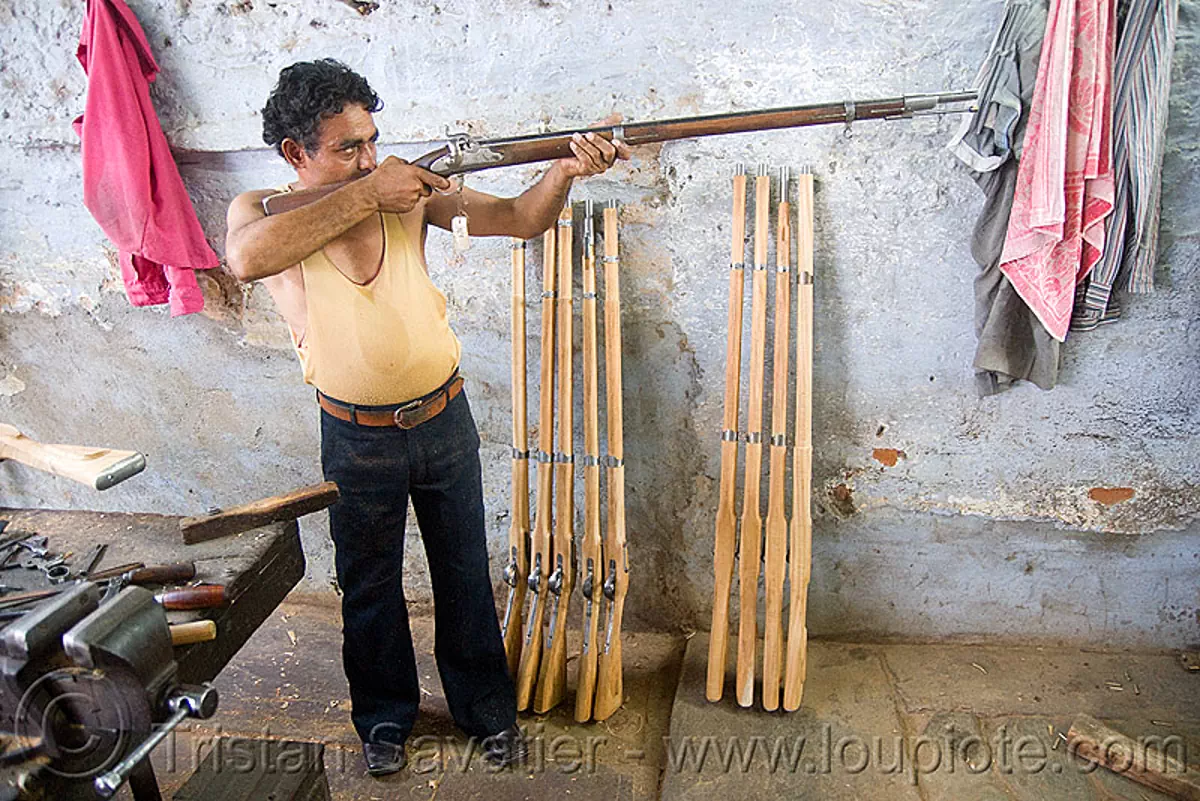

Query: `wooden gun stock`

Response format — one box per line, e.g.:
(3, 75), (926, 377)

(762, 169), (791, 712)
(0, 424), (145, 491)
(706, 168), (747, 702)
(734, 168), (771, 708)
(783, 171), (815, 712)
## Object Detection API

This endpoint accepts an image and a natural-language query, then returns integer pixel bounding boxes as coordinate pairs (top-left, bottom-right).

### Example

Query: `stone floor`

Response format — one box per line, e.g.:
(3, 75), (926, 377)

(130, 594), (1197, 800)
(665, 634), (1200, 801)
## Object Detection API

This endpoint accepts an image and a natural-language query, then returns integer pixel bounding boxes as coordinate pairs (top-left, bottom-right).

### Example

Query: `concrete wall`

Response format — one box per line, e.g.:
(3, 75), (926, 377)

(1, 0), (1196, 648)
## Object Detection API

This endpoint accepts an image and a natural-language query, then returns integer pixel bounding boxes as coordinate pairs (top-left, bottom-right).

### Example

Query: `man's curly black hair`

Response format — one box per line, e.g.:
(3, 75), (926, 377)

(261, 59), (383, 158)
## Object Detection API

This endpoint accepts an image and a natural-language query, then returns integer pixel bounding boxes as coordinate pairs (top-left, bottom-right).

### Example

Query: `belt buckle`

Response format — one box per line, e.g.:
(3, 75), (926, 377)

(392, 395), (428, 428)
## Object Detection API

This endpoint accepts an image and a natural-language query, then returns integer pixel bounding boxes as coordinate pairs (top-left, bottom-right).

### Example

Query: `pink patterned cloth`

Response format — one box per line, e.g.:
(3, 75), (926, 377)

(74, 0), (216, 316)
(1000, 0), (1115, 341)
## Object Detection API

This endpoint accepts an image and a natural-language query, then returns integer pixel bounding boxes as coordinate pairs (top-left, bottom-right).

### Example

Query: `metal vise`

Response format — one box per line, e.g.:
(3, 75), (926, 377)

(0, 584), (216, 800)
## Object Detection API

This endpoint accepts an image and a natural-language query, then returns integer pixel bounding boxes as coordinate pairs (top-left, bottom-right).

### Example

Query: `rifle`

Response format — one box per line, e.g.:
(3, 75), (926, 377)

(515, 226), (558, 711)
(592, 202), (628, 721)
(501, 238), (531, 677)
(534, 205), (577, 714)
(575, 200), (603, 722)
(261, 92), (976, 216)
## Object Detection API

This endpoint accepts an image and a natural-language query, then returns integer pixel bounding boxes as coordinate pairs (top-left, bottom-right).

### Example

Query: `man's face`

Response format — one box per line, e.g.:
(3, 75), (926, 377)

(286, 103), (379, 187)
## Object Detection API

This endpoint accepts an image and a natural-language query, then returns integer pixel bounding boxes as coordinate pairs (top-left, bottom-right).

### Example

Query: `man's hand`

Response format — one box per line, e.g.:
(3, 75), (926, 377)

(368, 156), (452, 213)
(555, 114), (632, 179)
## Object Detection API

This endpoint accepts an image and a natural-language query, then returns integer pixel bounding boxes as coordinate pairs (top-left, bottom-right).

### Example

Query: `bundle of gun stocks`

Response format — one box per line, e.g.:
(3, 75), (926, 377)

(708, 166), (815, 712)
(503, 200), (628, 721)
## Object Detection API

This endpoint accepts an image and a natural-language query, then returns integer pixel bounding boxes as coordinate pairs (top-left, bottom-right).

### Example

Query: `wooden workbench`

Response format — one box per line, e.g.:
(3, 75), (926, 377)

(0, 507), (306, 685)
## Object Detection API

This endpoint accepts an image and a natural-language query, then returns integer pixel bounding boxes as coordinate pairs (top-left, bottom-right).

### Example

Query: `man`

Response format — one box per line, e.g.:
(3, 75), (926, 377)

(225, 59), (627, 777)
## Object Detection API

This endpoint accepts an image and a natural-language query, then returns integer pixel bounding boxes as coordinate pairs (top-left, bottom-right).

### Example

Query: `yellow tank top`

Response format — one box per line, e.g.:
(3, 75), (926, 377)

(293, 209), (461, 405)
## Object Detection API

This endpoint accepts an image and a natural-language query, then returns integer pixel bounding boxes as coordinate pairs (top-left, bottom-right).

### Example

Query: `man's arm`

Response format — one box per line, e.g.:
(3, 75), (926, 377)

(426, 131), (630, 240)
(226, 159), (450, 282)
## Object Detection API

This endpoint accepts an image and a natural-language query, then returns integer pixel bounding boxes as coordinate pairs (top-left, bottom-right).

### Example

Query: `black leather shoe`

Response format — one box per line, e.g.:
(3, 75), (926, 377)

(482, 724), (528, 768)
(363, 741), (406, 776)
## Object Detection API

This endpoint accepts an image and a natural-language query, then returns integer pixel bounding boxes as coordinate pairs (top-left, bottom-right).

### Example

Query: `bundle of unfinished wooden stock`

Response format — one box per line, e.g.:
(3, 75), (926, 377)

(708, 166), (815, 711)
(502, 200), (629, 721)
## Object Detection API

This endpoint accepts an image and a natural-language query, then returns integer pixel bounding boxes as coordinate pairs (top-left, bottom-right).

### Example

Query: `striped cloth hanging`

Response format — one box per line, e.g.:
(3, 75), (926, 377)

(1071, 0), (1180, 331)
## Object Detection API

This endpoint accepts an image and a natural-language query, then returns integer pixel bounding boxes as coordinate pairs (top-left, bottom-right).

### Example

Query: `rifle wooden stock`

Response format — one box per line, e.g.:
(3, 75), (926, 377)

(706, 169), (747, 703)
(762, 172), (791, 712)
(502, 238), (531, 678)
(735, 169), (770, 708)
(535, 205), (576, 714)
(593, 203), (627, 721)
(261, 92), (976, 216)
(575, 202), (603, 722)
(783, 171), (815, 712)
(0, 424), (145, 491)
(515, 227), (557, 710)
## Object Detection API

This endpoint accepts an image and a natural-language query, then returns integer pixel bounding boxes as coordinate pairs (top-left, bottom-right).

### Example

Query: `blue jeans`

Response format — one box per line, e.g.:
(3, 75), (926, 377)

(320, 390), (516, 746)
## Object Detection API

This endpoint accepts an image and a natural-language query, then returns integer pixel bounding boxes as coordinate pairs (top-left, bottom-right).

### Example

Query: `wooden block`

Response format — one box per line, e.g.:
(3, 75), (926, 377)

(180, 482), (339, 544)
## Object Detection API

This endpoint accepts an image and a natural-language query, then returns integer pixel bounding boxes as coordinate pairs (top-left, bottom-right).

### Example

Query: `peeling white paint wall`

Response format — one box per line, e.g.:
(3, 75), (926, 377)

(1, 0), (1196, 646)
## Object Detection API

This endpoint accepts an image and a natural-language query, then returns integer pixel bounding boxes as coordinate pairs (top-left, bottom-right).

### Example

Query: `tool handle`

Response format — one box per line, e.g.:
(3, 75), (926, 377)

(129, 562), (196, 585)
(169, 620), (217, 646)
(94, 684), (218, 798)
(0, 587), (59, 610)
(157, 585), (226, 610)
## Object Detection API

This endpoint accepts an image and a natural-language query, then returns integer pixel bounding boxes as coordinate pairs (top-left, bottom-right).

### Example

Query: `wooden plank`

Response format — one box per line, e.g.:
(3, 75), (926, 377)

(1067, 714), (1200, 801)
(179, 482), (338, 544)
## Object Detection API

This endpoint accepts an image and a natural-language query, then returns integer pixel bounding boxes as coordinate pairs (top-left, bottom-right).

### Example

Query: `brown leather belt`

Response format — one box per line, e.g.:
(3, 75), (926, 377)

(318, 373), (464, 429)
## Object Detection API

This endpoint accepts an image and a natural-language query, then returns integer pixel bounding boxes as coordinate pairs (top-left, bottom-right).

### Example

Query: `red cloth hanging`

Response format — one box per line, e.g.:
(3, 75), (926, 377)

(73, 0), (216, 316)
